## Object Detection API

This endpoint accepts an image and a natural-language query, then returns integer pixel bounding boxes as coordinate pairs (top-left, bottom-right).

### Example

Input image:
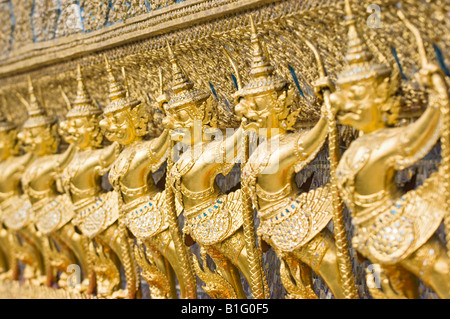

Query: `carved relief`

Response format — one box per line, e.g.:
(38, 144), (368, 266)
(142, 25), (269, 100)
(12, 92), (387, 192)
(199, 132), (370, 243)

(32, 0), (60, 42)
(80, 0), (109, 32)
(108, 0), (148, 24)
(10, 0), (34, 49)
(0, 1), (12, 56)
(56, 0), (83, 38)
(149, 0), (175, 11)
(0, 0), (448, 301)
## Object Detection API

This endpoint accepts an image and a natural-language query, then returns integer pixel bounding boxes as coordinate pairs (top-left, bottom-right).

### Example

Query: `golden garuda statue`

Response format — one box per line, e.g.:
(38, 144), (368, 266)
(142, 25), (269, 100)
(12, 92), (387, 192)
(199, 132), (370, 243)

(162, 38), (273, 299)
(238, 16), (358, 299)
(58, 64), (122, 295)
(0, 104), (32, 281)
(0, 0), (448, 300)
(3, 76), (75, 286)
(100, 55), (197, 299)
(331, 0), (450, 299)
(61, 57), (141, 299)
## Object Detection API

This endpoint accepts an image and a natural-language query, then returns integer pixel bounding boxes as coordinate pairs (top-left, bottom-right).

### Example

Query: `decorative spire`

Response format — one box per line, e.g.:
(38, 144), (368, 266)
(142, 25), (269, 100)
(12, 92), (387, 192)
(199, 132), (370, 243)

(248, 16), (274, 79)
(26, 75), (46, 117)
(74, 64), (93, 105)
(342, 0), (373, 66)
(167, 41), (194, 94)
(166, 41), (210, 113)
(234, 16), (287, 98)
(66, 64), (102, 118)
(104, 54), (127, 101)
(103, 54), (139, 114)
(337, 0), (391, 85)
(21, 76), (55, 128)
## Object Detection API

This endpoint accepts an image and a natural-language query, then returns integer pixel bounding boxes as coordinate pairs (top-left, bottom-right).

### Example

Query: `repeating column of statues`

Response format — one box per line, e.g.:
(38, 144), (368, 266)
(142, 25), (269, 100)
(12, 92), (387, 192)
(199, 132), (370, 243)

(0, 0), (449, 299)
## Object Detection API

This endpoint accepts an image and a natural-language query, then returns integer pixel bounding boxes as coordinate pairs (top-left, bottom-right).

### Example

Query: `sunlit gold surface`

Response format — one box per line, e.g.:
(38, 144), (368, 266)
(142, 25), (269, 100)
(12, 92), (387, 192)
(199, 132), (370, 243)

(331, 0), (450, 298)
(0, 0), (448, 300)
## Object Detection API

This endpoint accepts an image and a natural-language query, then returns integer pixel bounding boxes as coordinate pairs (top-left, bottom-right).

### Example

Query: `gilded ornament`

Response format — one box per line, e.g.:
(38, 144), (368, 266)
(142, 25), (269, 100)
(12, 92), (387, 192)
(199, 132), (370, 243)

(164, 38), (269, 299)
(239, 17), (356, 299)
(100, 54), (198, 299)
(0, 0), (448, 300)
(331, 0), (450, 299)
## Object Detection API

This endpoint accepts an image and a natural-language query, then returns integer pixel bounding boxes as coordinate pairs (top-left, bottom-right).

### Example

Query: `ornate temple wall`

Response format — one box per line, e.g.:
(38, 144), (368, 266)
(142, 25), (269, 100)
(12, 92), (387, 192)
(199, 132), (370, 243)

(0, 0), (448, 299)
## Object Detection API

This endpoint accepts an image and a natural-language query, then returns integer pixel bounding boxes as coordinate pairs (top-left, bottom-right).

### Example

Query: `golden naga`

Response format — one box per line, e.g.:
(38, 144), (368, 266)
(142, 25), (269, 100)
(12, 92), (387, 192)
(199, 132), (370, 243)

(331, 0), (450, 299)
(163, 41), (269, 299)
(58, 64), (122, 295)
(0, 103), (34, 280)
(238, 17), (357, 299)
(3, 76), (75, 286)
(99, 55), (197, 299)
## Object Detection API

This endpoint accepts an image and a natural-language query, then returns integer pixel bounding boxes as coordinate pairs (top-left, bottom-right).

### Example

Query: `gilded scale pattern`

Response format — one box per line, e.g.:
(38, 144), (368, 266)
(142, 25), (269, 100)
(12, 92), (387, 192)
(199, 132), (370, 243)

(0, 0), (448, 299)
